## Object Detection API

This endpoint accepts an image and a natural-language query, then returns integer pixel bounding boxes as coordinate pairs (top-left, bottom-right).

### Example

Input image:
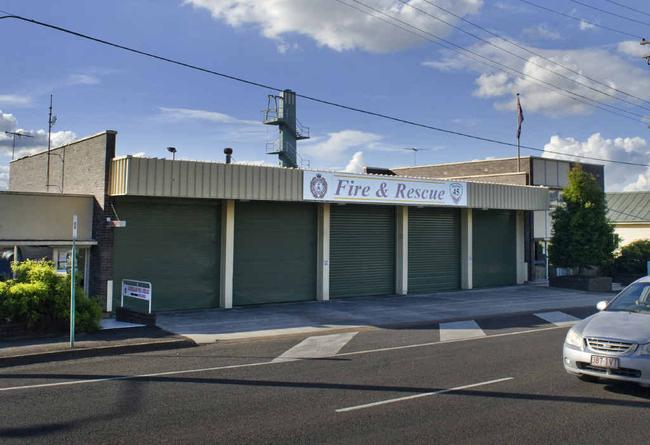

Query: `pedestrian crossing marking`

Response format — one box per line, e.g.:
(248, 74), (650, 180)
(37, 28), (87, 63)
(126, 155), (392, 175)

(273, 332), (358, 363)
(439, 320), (486, 342)
(534, 311), (580, 327)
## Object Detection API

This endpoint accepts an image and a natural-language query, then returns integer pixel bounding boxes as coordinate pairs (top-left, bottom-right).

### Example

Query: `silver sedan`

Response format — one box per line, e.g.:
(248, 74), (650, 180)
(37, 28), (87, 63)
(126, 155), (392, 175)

(563, 277), (650, 387)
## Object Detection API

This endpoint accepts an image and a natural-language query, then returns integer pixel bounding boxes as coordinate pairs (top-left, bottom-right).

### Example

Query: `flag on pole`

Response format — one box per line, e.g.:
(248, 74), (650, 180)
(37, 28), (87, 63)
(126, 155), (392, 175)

(516, 93), (524, 139)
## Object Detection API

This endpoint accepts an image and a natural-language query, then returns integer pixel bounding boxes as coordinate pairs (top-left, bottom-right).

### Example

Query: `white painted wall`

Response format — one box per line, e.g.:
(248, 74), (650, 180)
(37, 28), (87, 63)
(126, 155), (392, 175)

(614, 224), (650, 246)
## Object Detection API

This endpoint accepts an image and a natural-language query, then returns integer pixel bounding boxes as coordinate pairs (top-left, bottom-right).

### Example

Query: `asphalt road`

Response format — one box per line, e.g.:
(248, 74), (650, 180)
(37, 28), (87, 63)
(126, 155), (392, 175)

(1, 308), (648, 444)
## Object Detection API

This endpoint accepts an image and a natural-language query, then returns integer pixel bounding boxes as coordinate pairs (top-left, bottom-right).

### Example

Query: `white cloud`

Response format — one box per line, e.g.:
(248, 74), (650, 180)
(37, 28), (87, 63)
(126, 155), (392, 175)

(423, 39), (650, 117)
(67, 74), (101, 86)
(522, 24), (561, 41)
(301, 129), (383, 162)
(542, 133), (650, 191)
(132, 152), (147, 157)
(0, 95), (31, 107)
(618, 40), (649, 58)
(158, 107), (260, 125)
(579, 19), (595, 31)
(234, 159), (276, 166)
(0, 110), (76, 159)
(184, 0), (483, 53)
(343, 151), (366, 173)
(0, 165), (8, 190)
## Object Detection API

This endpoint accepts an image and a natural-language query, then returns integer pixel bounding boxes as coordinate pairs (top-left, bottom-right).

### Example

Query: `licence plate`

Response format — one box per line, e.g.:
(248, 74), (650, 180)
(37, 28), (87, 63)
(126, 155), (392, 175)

(591, 355), (619, 369)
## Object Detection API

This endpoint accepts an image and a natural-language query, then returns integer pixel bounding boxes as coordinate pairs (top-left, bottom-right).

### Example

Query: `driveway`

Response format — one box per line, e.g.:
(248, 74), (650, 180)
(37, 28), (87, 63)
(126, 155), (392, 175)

(156, 284), (611, 343)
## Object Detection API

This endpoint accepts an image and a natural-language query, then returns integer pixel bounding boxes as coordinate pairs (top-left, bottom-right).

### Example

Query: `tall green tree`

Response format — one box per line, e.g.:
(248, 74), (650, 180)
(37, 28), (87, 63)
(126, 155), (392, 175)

(549, 166), (619, 273)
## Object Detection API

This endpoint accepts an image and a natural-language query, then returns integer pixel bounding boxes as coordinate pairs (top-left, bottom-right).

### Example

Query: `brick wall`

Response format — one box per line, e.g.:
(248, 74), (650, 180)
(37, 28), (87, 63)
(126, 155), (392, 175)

(9, 131), (117, 307)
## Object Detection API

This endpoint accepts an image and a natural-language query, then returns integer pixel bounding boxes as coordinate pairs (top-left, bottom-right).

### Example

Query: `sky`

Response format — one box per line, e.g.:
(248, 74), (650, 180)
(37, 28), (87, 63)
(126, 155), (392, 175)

(1, 0), (650, 191)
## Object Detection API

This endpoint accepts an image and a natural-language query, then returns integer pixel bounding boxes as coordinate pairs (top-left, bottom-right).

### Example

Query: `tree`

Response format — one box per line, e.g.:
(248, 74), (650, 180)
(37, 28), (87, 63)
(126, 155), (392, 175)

(614, 239), (650, 274)
(549, 166), (619, 273)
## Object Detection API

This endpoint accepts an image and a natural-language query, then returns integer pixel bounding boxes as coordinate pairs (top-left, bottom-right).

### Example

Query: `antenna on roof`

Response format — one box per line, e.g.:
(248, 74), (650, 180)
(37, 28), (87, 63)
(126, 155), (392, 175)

(401, 147), (428, 166)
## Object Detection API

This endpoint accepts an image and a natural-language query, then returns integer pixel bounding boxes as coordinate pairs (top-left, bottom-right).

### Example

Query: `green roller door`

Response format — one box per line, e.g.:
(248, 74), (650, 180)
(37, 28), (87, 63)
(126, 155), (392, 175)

(112, 198), (220, 311)
(233, 201), (317, 305)
(330, 205), (396, 298)
(473, 209), (516, 288)
(408, 207), (460, 293)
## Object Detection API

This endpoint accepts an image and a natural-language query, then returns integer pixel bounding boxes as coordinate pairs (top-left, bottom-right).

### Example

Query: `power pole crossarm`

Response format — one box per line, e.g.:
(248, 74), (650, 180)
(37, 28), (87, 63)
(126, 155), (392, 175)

(641, 39), (650, 65)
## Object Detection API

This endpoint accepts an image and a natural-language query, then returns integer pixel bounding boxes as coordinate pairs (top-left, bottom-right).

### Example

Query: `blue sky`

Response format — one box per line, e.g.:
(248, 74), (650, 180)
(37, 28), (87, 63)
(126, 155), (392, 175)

(1, 0), (650, 191)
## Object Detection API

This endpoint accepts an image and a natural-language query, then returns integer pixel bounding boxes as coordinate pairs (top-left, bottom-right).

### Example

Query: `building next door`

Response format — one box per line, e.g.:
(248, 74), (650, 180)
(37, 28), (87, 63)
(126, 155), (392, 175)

(233, 201), (317, 305)
(472, 209), (517, 287)
(112, 198), (221, 311)
(330, 204), (396, 298)
(408, 207), (461, 293)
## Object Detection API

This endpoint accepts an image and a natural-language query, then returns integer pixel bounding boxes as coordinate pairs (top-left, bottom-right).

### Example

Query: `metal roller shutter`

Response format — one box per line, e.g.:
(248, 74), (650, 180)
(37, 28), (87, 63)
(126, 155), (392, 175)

(233, 201), (317, 305)
(112, 198), (221, 311)
(408, 207), (460, 293)
(473, 209), (517, 288)
(330, 205), (396, 298)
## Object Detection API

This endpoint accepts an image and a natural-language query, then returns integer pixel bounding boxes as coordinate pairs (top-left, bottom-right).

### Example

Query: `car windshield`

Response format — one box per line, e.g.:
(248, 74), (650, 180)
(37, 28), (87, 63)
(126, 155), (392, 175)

(607, 282), (650, 313)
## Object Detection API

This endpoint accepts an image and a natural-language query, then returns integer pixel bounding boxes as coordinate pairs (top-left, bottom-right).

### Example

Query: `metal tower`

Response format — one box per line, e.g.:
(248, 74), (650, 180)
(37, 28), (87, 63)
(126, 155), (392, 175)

(263, 89), (310, 168)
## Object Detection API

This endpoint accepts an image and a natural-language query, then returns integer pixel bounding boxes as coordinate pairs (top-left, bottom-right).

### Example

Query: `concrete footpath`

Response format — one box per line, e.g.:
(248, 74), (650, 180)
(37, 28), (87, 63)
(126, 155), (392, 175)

(0, 284), (611, 365)
(0, 325), (193, 368)
(157, 284), (611, 344)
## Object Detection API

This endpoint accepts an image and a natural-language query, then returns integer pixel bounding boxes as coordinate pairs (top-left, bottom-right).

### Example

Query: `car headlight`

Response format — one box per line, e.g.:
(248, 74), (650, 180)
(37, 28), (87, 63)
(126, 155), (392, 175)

(565, 329), (583, 348)
(639, 344), (650, 355)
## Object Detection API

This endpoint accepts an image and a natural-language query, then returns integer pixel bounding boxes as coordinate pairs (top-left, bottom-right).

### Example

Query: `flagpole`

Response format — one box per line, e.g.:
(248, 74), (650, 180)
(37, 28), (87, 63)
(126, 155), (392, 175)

(516, 93), (521, 173)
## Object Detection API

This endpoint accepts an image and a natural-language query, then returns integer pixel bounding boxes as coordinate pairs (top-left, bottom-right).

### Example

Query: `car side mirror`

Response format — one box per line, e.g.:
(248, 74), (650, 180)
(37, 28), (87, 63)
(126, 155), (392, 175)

(596, 301), (608, 311)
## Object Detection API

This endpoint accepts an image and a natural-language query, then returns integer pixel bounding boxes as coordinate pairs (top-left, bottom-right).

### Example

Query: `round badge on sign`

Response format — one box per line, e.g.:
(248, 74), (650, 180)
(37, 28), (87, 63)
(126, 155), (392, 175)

(310, 174), (328, 199)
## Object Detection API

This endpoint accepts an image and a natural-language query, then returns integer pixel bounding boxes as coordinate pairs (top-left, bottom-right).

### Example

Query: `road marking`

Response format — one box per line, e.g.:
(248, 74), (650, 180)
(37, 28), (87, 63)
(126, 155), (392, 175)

(0, 361), (276, 392)
(534, 311), (580, 327)
(0, 325), (565, 393)
(335, 325), (565, 357)
(272, 332), (357, 363)
(335, 377), (514, 413)
(439, 320), (486, 342)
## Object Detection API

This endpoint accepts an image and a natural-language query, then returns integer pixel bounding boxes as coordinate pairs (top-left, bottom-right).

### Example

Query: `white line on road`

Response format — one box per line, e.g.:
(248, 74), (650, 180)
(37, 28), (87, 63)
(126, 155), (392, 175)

(439, 320), (486, 342)
(335, 377), (514, 413)
(534, 311), (580, 327)
(0, 325), (565, 393)
(272, 332), (357, 363)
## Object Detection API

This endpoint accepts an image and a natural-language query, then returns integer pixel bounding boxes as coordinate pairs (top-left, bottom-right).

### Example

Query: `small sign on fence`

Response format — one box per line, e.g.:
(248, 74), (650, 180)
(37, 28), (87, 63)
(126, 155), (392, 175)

(121, 279), (153, 314)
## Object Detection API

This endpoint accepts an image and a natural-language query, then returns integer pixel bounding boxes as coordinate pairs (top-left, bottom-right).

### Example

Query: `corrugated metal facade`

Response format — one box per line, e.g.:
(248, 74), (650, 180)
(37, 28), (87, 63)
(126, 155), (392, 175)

(408, 207), (460, 293)
(466, 182), (547, 211)
(472, 209), (517, 288)
(112, 197), (221, 311)
(110, 157), (548, 211)
(110, 157), (302, 201)
(330, 205), (396, 298)
(233, 201), (317, 305)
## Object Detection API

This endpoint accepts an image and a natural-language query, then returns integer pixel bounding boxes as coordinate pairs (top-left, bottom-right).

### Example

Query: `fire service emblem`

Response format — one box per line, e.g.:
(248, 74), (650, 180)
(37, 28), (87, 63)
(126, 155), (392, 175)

(310, 174), (328, 199)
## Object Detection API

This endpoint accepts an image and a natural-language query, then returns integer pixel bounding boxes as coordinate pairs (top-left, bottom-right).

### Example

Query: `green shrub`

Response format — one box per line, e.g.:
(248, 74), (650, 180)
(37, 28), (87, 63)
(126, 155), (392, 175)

(0, 260), (101, 332)
(614, 240), (650, 275)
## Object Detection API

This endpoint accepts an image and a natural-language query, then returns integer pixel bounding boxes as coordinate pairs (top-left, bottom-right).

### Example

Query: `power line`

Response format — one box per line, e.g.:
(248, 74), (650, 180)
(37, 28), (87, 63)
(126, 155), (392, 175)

(398, 0), (650, 114)
(515, 0), (644, 40)
(418, 0), (650, 109)
(607, 207), (650, 221)
(567, 0), (650, 28)
(1, 13), (649, 168)
(344, 0), (646, 121)
(601, 0), (650, 19)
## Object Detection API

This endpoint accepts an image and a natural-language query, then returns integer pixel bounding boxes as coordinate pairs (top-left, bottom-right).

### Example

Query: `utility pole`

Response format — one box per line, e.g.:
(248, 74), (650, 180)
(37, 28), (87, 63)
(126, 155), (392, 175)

(4, 131), (34, 160)
(642, 39), (650, 65)
(46, 94), (57, 191)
